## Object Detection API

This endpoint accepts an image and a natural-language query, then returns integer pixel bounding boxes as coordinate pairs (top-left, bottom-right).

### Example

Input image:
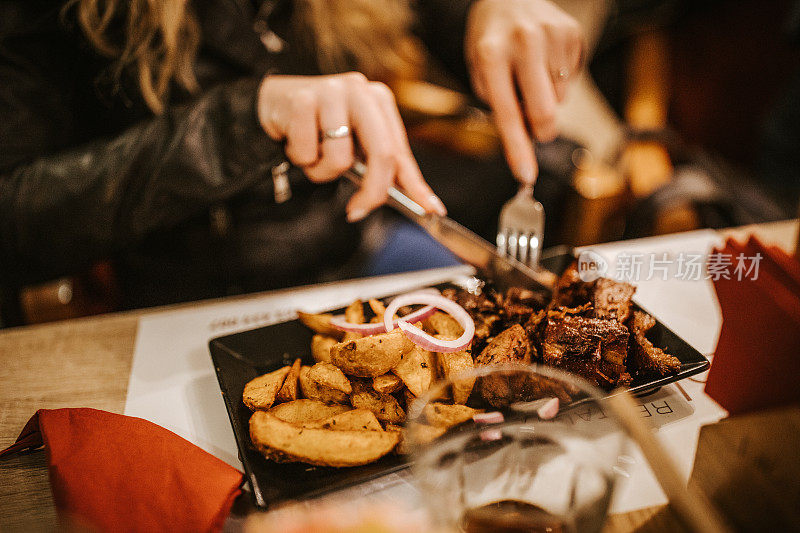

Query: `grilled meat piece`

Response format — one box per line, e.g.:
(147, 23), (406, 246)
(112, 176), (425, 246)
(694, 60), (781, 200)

(476, 324), (535, 407)
(472, 313), (502, 350)
(501, 287), (549, 324)
(627, 311), (681, 375)
(553, 262), (636, 322)
(476, 324), (533, 367)
(553, 263), (593, 308)
(525, 303), (593, 355)
(542, 315), (631, 388)
(443, 287), (499, 314)
(592, 278), (636, 322)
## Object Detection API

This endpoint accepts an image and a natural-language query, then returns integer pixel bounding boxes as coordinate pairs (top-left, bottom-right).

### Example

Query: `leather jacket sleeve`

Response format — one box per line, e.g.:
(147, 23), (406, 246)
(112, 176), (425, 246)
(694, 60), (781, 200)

(0, 6), (283, 288)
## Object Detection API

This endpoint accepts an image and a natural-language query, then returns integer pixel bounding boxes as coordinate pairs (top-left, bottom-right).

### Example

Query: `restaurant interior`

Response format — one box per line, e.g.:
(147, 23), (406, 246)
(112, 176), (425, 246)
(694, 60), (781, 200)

(1, 0), (798, 531)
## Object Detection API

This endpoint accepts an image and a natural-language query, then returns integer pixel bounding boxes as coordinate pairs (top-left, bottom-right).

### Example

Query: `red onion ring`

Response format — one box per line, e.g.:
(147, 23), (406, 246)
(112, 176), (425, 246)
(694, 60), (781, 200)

(329, 304), (437, 335)
(383, 292), (474, 352)
(473, 411), (505, 424)
(537, 397), (559, 420)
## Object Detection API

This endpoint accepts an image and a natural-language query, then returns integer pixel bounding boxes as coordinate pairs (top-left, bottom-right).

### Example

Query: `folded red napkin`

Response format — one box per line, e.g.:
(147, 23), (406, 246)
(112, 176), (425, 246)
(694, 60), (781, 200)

(706, 237), (800, 415)
(0, 408), (243, 532)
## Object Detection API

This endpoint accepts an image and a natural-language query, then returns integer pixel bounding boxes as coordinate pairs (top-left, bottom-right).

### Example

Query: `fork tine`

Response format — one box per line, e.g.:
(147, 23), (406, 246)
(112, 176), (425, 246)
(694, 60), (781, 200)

(508, 230), (519, 260)
(496, 231), (507, 255)
(518, 232), (529, 264)
(496, 185), (544, 266)
(528, 233), (541, 265)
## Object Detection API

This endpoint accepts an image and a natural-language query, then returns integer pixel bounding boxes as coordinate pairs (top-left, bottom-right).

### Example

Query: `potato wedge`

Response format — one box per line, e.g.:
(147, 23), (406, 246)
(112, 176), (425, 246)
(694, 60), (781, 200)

(297, 311), (344, 340)
(384, 423), (406, 454)
(243, 366), (290, 411)
(330, 328), (414, 377)
(276, 358), (302, 402)
(373, 373), (403, 394)
(405, 422), (446, 447)
(299, 364), (350, 404)
(311, 334), (337, 363)
(344, 299), (365, 324)
(423, 402), (480, 429)
(270, 399), (351, 424)
(341, 300), (365, 343)
(426, 311), (464, 338)
(350, 381), (406, 424)
(436, 340), (475, 404)
(392, 345), (436, 398)
(313, 409), (383, 431)
(308, 362), (352, 394)
(368, 298), (386, 317)
(250, 411), (399, 467)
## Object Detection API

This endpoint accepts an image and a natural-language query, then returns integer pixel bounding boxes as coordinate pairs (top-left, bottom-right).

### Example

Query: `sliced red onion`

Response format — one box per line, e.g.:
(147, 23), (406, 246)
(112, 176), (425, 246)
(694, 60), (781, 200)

(329, 304), (437, 335)
(537, 397), (559, 420)
(473, 411), (505, 424)
(383, 292), (474, 353)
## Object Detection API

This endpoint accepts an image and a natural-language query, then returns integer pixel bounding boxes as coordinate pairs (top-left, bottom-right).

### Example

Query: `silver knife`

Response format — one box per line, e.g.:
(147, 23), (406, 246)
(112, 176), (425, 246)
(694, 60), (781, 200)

(343, 162), (557, 292)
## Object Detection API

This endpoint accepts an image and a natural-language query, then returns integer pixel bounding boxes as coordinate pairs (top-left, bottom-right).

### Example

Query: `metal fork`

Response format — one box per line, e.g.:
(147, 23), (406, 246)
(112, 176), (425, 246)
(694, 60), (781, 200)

(496, 184), (545, 267)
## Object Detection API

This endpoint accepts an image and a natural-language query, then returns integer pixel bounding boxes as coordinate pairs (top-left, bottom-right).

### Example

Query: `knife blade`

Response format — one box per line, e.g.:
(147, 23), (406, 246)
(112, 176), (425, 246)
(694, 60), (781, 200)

(343, 162), (557, 292)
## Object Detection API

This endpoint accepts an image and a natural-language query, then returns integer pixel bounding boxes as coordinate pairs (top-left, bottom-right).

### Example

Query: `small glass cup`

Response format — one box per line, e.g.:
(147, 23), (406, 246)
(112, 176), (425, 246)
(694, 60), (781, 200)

(405, 363), (627, 533)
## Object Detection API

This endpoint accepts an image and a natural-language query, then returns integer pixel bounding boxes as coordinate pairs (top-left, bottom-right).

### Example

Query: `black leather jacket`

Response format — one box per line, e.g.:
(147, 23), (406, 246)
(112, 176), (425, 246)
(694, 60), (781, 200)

(0, 0), (474, 309)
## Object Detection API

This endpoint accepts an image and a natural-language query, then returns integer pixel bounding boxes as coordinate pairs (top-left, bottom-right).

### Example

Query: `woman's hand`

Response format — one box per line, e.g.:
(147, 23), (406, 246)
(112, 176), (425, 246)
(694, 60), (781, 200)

(465, 0), (584, 184)
(257, 73), (446, 222)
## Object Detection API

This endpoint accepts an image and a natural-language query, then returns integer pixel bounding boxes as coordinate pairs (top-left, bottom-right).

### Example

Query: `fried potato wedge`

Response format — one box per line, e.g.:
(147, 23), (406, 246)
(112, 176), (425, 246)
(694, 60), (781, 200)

(392, 345), (436, 398)
(249, 411), (399, 467)
(330, 328), (414, 377)
(269, 399), (351, 424)
(276, 358), (302, 403)
(350, 381), (406, 424)
(406, 422), (446, 447)
(314, 409), (383, 431)
(297, 311), (344, 340)
(426, 311), (464, 338)
(344, 299), (365, 324)
(308, 362), (353, 394)
(435, 340), (475, 404)
(423, 402), (480, 429)
(342, 331), (361, 343)
(383, 423), (406, 454)
(368, 298), (387, 318)
(341, 300), (365, 343)
(243, 366), (290, 411)
(299, 364), (350, 404)
(373, 373), (403, 394)
(311, 334), (337, 363)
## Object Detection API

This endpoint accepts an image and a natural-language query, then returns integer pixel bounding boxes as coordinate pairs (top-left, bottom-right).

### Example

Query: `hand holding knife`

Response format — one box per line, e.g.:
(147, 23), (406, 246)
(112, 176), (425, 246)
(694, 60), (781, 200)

(342, 161), (557, 292)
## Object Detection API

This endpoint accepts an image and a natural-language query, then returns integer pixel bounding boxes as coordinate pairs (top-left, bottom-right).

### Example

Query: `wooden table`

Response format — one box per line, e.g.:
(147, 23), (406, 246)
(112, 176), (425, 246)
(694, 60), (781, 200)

(1, 219), (797, 532)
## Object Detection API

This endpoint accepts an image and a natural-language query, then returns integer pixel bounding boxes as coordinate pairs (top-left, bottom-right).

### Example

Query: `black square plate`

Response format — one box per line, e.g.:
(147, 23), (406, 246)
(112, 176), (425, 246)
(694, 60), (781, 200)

(209, 254), (709, 509)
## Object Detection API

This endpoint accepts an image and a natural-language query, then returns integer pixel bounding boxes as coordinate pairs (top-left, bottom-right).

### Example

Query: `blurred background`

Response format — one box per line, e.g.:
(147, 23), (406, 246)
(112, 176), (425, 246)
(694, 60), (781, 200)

(7, 0), (800, 326)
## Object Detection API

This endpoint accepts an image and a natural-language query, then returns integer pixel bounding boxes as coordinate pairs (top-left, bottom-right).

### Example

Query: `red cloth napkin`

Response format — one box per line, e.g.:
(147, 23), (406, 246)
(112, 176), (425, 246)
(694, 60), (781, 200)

(706, 237), (800, 415)
(0, 408), (243, 532)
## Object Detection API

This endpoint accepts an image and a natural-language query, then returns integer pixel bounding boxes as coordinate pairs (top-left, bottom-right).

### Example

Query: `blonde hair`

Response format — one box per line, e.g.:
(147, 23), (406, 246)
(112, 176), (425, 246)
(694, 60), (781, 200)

(68, 0), (420, 114)
(292, 0), (422, 82)
(67, 0), (200, 114)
